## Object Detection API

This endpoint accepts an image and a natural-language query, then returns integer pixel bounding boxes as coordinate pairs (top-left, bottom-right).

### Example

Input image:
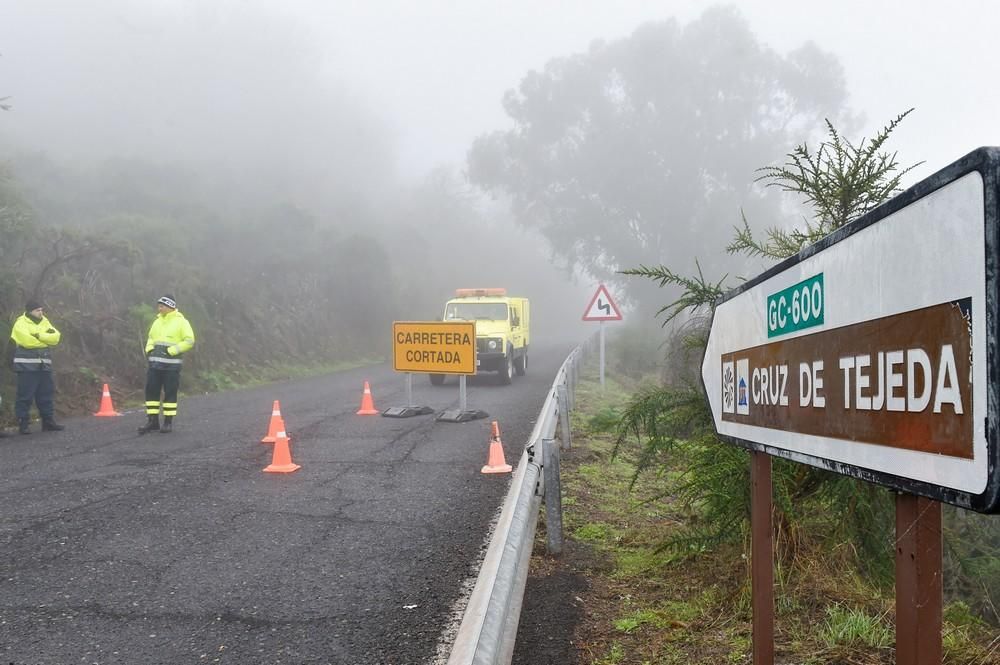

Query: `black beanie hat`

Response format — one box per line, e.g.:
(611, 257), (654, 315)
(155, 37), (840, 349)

(157, 294), (177, 309)
(25, 299), (43, 313)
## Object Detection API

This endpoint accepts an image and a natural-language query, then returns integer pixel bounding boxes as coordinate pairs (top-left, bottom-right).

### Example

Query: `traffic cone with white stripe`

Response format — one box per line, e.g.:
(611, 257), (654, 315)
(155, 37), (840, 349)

(481, 421), (512, 474)
(356, 381), (379, 415)
(263, 430), (300, 473)
(261, 400), (286, 443)
(94, 383), (122, 417)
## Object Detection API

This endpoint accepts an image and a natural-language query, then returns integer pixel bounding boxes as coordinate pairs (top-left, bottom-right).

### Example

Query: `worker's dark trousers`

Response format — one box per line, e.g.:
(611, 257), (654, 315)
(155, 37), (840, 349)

(15, 370), (55, 420)
(144, 367), (181, 417)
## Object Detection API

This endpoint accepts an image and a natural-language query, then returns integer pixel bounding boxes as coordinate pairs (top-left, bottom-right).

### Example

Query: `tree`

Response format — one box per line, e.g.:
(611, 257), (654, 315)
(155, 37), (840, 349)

(616, 113), (919, 575)
(468, 7), (850, 311)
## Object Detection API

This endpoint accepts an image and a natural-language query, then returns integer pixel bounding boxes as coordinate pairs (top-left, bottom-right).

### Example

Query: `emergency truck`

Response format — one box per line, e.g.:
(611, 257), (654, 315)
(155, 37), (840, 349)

(429, 288), (529, 385)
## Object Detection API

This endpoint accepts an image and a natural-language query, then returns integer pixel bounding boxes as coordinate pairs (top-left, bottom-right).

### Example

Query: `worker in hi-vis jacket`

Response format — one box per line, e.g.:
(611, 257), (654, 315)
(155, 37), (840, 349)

(137, 294), (195, 434)
(10, 299), (64, 435)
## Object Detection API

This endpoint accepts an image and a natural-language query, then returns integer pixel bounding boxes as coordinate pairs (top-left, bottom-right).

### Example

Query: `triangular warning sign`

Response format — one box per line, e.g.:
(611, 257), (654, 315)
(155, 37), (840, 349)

(582, 284), (623, 321)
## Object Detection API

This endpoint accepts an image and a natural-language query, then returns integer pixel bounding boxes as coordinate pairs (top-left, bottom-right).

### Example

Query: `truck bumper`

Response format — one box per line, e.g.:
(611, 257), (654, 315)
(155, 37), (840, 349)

(477, 352), (506, 372)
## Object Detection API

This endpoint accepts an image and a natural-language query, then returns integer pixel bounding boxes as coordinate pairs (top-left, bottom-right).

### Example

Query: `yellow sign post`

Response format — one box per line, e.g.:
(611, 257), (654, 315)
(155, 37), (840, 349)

(392, 321), (477, 375)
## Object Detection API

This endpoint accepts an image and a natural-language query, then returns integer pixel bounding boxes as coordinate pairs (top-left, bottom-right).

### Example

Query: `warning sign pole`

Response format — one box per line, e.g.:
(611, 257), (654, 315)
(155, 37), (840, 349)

(599, 321), (605, 388)
(582, 284), (623, 391)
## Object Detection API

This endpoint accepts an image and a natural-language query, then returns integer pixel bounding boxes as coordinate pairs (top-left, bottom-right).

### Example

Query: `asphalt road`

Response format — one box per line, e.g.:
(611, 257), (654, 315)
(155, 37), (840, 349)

(0, 340), (577, 665)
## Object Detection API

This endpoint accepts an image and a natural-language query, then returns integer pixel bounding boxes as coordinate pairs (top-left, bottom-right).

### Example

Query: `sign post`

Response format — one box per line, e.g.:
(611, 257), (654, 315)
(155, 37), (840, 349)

(701, 147), (1000, 663)
(895, 493), (942, 664)
(750, 451), (774, 665)
(582, 284), (623, 388)
(390, 321), (481, 419)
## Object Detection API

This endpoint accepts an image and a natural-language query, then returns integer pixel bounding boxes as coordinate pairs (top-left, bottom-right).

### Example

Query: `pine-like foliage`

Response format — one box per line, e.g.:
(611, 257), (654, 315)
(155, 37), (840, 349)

(616, 113), (917, 571)
(728, 109), (922, 260)
(612, 383), (751, 555)
(620, 261), (725, 325)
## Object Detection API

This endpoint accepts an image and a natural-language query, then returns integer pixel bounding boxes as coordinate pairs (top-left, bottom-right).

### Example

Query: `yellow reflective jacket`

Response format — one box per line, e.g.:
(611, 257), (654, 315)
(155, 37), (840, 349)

(145, 310), (195, 370)
(10, 313), (61, 372)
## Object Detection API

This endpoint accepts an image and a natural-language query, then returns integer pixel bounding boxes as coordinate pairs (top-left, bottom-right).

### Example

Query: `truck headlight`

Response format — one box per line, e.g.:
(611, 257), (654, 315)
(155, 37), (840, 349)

(488, 339), (499, 351)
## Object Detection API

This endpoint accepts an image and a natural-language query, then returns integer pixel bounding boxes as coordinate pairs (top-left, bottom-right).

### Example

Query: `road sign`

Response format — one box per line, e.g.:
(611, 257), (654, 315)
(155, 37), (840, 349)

(393, 321), (476, 375)
(582, 284), (622, 321)
(702, 147), (1000, 513)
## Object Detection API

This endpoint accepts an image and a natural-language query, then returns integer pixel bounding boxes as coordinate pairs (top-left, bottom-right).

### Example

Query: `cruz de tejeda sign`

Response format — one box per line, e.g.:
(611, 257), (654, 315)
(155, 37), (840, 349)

(702, 148), (1000, 513)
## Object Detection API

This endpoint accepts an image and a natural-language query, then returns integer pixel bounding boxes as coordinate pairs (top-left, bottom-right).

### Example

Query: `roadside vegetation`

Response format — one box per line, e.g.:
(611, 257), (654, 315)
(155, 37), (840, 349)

(0, 157), (556, 423)
(532, 353), (999, 664)
(526, 113), (1000, 663)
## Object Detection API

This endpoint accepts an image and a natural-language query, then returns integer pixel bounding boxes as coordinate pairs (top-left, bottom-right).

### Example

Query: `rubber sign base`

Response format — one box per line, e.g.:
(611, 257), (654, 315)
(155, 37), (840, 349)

(382, 406), (435, 418)
(436, 409), (489, 423)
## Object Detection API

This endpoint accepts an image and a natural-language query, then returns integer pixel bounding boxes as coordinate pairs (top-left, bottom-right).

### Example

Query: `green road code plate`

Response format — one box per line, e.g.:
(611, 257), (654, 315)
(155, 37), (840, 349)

(767, 273), (824, 338)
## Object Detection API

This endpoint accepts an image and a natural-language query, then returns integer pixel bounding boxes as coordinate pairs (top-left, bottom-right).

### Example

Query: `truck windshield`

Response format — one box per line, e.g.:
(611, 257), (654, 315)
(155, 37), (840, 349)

(446, 303), (508, 321)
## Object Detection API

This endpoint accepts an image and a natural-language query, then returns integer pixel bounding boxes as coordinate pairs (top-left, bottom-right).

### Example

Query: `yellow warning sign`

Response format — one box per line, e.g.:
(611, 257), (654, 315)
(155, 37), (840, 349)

(393, 321), (477, 375)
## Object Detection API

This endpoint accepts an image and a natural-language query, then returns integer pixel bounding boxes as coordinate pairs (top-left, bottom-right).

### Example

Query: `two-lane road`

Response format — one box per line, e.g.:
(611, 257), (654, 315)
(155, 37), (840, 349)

(0, 340), (576, 664)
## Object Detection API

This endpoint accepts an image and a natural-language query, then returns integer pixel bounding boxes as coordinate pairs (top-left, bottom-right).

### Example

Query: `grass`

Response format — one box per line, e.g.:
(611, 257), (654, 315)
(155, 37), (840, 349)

(818, 605), (894, 650)
(532, 359), (1000, 665)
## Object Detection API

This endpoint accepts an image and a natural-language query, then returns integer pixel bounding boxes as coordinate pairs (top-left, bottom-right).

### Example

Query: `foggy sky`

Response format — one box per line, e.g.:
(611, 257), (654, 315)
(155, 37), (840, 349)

(3, 0), (997, 185)
(1, 0), (997, 329)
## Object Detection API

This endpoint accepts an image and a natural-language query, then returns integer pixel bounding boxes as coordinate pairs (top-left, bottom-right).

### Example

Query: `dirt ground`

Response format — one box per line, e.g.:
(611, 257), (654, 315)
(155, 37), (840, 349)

(512, 539), (593, 665)
(511, 440), (617, 665)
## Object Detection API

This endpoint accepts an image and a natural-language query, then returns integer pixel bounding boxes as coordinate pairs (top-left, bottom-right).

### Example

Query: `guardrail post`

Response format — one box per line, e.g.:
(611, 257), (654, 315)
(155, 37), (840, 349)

(557, 385), (572, 450)
(566, 358), (580, 411)
(543, 437), (563, 555)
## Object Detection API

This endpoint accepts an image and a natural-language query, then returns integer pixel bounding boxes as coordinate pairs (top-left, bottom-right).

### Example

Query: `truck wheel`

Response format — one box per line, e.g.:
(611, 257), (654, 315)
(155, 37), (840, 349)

(499, 350), (513, 384)
(429, 374), (446, 386)
(514, 350), (527, 376)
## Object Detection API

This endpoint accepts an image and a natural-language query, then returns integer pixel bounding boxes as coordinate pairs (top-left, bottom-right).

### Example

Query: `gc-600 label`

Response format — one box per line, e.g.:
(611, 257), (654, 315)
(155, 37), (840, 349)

(767, 273), (824, 338)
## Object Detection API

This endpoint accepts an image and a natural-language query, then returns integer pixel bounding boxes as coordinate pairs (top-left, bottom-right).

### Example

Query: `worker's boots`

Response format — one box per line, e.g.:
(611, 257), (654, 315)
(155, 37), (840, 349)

(159, 416), (173, 434)
(42, 417), (64, 432)
(18, 418), (30, 435)
(137, 415), (160, 435)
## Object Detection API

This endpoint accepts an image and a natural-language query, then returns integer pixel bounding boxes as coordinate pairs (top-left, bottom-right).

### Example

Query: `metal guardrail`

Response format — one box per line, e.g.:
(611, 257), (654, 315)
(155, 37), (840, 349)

(447, 341), (586, 665)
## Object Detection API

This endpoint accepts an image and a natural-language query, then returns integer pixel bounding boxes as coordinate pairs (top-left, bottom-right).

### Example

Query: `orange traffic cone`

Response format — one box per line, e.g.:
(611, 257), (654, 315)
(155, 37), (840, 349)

(481, 420), (512, 474)
(263, 430), (301, 473)
(94, 383), (122, 417)
(261, 400), (287, 443)
(356, 381), (379, 415)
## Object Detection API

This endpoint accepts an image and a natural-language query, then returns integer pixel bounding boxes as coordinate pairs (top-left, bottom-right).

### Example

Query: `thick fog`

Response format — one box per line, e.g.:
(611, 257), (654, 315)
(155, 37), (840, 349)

(0, 3), (393, 206)
(1, 0), (998, 340)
